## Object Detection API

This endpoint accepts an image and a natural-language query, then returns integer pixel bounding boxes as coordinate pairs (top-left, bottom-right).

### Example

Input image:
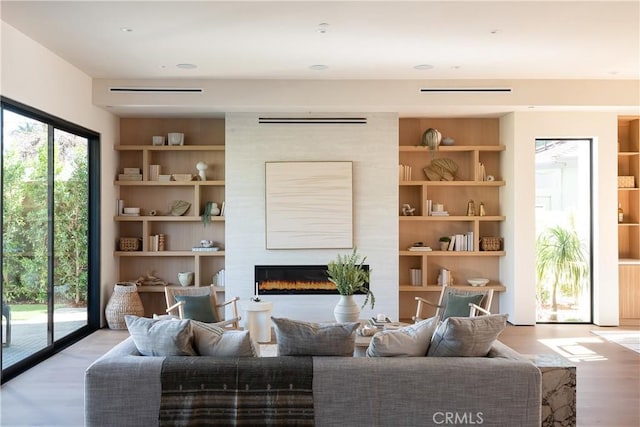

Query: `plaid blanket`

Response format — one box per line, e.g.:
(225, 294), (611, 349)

(160, 357), (314, 426)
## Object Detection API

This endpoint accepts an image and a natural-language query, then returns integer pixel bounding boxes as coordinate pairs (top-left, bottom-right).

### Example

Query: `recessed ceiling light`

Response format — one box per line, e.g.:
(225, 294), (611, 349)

(317, 23), (330, 34)
(414, 64), (434, 70)
(451, 65), (461, 69)
(309, 64), (328, 71)
(176, 63), (197, 70)
(490, 29), (501, 34)
(120, 27), (133, 33)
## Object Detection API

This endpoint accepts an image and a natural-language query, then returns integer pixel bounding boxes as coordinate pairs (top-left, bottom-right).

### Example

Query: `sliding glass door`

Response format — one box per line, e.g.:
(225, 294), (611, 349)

(535, 139), (592, 323)
(1, 98), (99, 382)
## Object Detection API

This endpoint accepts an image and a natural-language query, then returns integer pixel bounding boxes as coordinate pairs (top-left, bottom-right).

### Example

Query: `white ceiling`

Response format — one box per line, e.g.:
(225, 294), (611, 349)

(2, 0), (639, 81)
(1, 1), (639, 118)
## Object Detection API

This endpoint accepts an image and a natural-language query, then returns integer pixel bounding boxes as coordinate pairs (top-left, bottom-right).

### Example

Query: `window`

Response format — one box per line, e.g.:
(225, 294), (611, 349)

(1, 97), (100, 383)
(535, 138), (592, 323)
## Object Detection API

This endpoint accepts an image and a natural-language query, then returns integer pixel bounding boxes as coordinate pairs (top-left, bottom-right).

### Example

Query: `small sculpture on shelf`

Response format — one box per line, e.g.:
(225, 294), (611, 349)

(479, 202), (486, 217)
(466, 200), (476, 216)
(196, 161), (208, 181)
(402, 204), (415, 216)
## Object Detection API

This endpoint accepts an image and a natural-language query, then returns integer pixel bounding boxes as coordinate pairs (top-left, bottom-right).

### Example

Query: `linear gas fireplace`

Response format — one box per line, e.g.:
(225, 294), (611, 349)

(254, 265), (369, 295)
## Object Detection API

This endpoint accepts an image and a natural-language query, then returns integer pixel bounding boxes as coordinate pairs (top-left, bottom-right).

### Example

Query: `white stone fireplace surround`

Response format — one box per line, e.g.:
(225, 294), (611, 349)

(224, 112), (399, 323)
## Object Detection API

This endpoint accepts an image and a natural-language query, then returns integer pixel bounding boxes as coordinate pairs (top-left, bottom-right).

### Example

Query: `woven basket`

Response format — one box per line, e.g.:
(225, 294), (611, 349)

(119, 237), (140, 251)
(105, 282), (144, 329)
(480, 237), (502, 251)
(618, 176), (635, 188)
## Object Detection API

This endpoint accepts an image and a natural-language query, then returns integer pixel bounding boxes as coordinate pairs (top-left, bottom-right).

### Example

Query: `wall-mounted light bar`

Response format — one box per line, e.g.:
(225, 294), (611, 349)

(109, 87), (203, 93)
(420, 88), (512, 93)
(258, 117), (367, 125)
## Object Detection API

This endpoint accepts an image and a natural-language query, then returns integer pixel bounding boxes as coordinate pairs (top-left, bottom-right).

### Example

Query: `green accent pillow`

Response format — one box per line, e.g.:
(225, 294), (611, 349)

(175, 294), (219, 323)
(441, 294), (484, 320)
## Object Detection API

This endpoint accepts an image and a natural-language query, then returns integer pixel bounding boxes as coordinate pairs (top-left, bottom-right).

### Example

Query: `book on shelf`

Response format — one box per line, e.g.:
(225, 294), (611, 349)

(477, 162), (486, 181)
(431, 211), (449, 216)
(148, 234), (166, 251)
(118, 174), (142, 181)
(149, 164), (161, 181)
(466, 231), (475, 251)
(408, 246), (432, 251)
(399, 164), (412, 181)
(445, 232), (475, 251)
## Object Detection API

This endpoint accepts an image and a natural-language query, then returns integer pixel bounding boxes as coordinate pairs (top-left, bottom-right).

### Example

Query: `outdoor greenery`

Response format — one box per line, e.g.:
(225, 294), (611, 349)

(536, 223), (588, 321)
(327, 248), (375, 309)
(2, 118), (88, 306)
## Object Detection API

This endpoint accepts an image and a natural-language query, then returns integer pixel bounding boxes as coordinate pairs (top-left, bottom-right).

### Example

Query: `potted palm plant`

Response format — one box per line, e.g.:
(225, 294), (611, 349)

(536, 224), (588, 321)
(327, 248), (374, 322)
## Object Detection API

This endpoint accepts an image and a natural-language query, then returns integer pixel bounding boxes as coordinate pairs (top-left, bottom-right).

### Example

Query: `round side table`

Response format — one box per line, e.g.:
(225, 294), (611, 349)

(243, 300), (273, 343)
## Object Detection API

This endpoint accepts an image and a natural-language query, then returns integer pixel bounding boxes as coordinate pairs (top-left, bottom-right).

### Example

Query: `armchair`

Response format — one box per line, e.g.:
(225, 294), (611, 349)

(164, 285), (241, 329)
(413, 285), (494, 322)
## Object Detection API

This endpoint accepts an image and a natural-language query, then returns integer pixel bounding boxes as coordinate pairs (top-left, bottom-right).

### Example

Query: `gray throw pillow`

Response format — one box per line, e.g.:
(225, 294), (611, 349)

(191, 320), (258, 357)
(366, 316), (439, 357)
(271, 317), (359, 356)
(174, 294), (219, 323)
(427, 314), (508, 357)
(124, 315), (196, 356)
(441, 294), (484, 320)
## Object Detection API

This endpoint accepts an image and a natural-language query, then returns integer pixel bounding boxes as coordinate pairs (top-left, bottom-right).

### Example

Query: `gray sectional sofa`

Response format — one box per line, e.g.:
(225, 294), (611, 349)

(85, 337), (541, 427)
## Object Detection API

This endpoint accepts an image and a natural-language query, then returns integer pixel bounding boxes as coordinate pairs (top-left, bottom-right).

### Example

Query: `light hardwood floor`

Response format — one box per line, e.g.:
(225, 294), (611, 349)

(0, 324), (638, 427)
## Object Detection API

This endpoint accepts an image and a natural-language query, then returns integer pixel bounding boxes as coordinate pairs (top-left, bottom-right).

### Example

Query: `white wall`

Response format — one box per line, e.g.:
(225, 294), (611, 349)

(500, 112), (620, 325)
(225, 113), (398, 322)
(1, 22), (119, 325)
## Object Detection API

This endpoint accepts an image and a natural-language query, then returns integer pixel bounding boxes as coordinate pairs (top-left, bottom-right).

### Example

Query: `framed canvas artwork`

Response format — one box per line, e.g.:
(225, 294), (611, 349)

(265, 161), (353, 249)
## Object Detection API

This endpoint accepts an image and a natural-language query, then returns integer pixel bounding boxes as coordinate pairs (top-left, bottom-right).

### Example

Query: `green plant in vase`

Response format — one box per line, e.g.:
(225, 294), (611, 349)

(201, 201), (220, 226)
(327, 248), (374, 322)
(439, 236), (451, 251)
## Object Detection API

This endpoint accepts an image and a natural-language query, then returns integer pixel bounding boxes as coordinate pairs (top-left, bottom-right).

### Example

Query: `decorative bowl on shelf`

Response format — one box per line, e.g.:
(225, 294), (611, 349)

(467, 278), (490, 287)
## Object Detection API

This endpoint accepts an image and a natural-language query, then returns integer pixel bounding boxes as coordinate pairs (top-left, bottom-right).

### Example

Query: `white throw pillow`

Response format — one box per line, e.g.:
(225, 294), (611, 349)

(427, 314), (508, 357)
(124, 315), (196, 356)
(366, 316), (439, 357)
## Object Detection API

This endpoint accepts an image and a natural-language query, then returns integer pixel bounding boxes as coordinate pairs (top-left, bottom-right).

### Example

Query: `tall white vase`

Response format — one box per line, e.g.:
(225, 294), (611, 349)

(333, 295), (360, 323)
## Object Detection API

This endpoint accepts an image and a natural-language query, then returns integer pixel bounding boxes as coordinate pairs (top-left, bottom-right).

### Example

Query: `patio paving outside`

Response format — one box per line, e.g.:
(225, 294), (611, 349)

(2, 308), (87, 369)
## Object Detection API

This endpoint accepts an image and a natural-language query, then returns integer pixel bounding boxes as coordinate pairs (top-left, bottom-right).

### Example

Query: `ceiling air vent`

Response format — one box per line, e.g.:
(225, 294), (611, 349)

(109, 87), (203, 93)
(258, 117), (367, 125)
(420, 88), (512, 93)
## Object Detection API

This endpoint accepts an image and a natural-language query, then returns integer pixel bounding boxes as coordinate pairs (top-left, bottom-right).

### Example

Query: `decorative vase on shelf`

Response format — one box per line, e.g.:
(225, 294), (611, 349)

(333, 295), (360, 323)
(178, 271), (194, 287)
(105, 282), (144, 330)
